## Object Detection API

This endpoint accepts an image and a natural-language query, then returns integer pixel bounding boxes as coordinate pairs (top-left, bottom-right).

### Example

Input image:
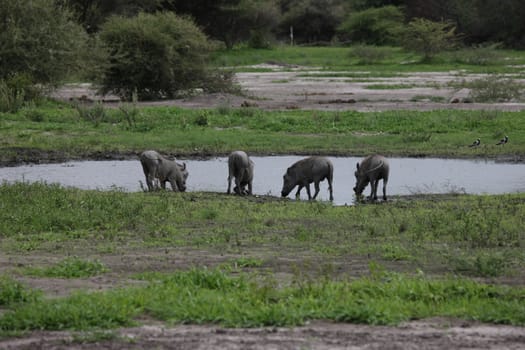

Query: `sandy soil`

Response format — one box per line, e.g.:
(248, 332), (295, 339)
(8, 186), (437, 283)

(52, 64), (525, 112)
(4, 67), (525, 349)
(3, 318), (525, 350)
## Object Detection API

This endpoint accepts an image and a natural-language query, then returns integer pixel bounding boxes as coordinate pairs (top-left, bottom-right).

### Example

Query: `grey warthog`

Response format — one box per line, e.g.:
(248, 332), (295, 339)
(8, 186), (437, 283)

(281, 156), (334, 201)
(227, 151), (254, 195)
(353, 155), (389, 201)
(140, 150), (188, 192)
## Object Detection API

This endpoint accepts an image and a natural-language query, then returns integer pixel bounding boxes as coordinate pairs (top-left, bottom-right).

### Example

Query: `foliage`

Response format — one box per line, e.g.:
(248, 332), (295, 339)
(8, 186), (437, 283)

(98, 12), (215, 100)
(446, 44), (505, 65)
(0, 0), (89, 85)
(55, 0), (525, 49)
(74, 102), (108, 126)
(0, 80), (25, 113)
(338, 5), (405, 45)
(0, 100), (524, 159)
(24, 257), (109, 278)
(0, 275), (41, 306)
(451, 75), (525, 102)
(57, 0), (162, 33)
(348, 44), (390, 64)
(219, 0), (281, 49)
(1, 267), (525, 333)
(279, 0), (345, 44)
(402, 18), (458, 62)
(0, 181), (525, 332)
(1, 182), (524, 280)
(405, 0), (525, 49)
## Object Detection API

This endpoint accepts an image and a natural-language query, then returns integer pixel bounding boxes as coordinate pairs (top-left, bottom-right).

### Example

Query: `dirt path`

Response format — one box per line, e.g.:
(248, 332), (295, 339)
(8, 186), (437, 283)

(3, 319), (525, 349)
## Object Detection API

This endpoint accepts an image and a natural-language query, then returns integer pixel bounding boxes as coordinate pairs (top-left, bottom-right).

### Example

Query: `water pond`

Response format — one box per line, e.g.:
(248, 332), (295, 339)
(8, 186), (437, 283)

(1, 156), (524, 205)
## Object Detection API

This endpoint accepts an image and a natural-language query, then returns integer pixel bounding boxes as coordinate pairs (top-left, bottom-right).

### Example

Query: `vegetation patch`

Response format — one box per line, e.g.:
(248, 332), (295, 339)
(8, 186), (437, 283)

(23, 257), (109, 278)
(1, 268), (525, 335)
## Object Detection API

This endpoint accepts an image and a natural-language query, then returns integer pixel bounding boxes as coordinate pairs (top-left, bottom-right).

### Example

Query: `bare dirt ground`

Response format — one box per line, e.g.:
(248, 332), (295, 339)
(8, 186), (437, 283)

(52, 63), (525, 112)
(4, 67), (525, 349)
(3, 319), (525, 350)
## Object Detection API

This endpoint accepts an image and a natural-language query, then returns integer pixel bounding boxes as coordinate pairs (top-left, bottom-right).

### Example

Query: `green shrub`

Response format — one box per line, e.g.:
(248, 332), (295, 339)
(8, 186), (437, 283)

(0, 275), (41, 306)
(338, 6), (405, 45)
(24, 257), (109, 278)
(402, 18), (458, 62)
(0, 0), (89, 85)
(99, 12), (219, 101)
(74, 102), (108, 126)
(447, 44), (504, 65)
(348, 44), (389, 64)
(0, 80), (24, 113)
(0, 74), (43, 113)
(466, 75), (525, 102)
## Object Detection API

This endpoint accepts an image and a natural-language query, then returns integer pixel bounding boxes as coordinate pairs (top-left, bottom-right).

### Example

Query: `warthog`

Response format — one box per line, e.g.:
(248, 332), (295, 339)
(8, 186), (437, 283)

(281, 156), (334, 201)
(140, 150), (188, 192)
(353, 155), (389, 201)
(227, 151), (254, 195)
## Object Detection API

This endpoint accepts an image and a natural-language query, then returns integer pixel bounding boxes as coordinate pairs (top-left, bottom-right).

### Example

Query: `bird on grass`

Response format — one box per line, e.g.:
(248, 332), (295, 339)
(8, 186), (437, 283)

(496, 135), (508, 145)
(468, 138), (480, 147)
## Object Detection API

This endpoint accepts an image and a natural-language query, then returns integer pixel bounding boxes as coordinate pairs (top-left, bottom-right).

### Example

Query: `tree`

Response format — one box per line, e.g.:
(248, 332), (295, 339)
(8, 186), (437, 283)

(161, 0), (280, 49)
(0, 0), (89, 84)
(279, 0), (345, 44)
(404, 0), (525, 48)
(402, 18), (457, 61)
(338, 5), (405, 45)
(218, 0), (281, 48)
(57, 0), (162, 33)
(98, 12), (215, 100)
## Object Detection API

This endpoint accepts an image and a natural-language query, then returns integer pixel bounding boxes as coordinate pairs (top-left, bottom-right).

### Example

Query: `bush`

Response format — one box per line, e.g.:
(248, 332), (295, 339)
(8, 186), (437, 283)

(0, 0), (89, 85)
(446, 44), (504, 65)
(338, 6), (405, 45)
(0, 80), (24, 113)
(74, 102), (108, 126)
(466, 75), (525, 102)
(348, 44), (389, 64)
(0, 74), (42, 113)
(402, 18), (458, 62)
(99, 12), (218, 101)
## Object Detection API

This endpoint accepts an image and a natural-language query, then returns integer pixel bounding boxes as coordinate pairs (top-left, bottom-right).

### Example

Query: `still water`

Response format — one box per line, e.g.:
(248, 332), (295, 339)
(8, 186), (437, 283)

(1, 156), (524, 205)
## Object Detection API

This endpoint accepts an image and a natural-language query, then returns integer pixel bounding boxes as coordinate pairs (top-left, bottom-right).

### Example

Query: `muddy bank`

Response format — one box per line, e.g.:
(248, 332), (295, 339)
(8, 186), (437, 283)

(1, 147), (524, 168)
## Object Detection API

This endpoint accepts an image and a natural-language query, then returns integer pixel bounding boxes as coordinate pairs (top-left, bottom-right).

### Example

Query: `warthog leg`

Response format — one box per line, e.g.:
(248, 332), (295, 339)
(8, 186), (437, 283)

(295, 185), (303, 199)
(370, 179), (379, 200)
(305, 184), (313, 200)
(227, 175), (233, 194)
(312, 181), (320, 199)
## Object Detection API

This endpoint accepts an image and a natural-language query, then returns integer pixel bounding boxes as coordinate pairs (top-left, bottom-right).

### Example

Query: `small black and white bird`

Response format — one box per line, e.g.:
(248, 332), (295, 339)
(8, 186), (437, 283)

(496, 135), (508, 145)
(469, 138), (481, 147)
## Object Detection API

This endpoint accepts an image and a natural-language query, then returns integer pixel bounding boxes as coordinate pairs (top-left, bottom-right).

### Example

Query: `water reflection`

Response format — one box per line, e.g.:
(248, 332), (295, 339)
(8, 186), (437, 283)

(1, 156), (524, 205)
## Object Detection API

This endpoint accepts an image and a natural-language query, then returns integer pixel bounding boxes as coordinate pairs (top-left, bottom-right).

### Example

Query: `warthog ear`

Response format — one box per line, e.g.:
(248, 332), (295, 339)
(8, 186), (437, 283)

(182, 162), (186, 170)
(356, 162), (360, 170)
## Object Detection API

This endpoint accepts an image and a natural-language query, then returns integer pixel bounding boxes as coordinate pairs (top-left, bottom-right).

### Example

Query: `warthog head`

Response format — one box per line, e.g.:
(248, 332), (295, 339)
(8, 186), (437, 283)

(353, 163), (369, 196)
(281, 169), (296, 197)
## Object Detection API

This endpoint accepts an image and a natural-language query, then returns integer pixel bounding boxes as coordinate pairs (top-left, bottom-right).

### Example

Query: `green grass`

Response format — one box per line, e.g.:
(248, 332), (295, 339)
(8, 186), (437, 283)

(211, 46), (525, 74)
(1, 182), (524, 279)
(0, 182), (525, 334)
(1, 268), (524, 335)
(1, 103), (523, 160)
(23, 257), (109, 278)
